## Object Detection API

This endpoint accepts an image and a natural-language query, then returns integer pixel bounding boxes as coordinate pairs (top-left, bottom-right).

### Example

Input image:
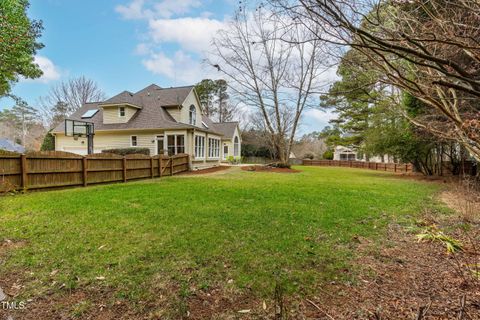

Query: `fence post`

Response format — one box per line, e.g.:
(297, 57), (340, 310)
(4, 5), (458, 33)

(159, 157), (162, 178)
(20, 154), (28, 191)
(394, 163), (397, 172)
(150, 157), (154, 178)
(405, 164), (408, 173)
(170, 157), (174, 176)
(123, 157), (127, 182)
(375, 163), (378, 171)
(82, 157), (88, 187)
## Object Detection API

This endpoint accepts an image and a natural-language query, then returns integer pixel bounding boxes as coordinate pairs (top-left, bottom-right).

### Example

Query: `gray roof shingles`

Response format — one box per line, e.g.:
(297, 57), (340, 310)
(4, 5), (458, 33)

(0, 138), (25, 153)
(52, 84), (232, 136)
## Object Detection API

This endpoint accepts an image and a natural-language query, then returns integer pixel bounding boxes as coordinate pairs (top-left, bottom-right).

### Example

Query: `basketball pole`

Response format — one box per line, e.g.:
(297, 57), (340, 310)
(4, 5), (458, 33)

(87, 133), (94, 155)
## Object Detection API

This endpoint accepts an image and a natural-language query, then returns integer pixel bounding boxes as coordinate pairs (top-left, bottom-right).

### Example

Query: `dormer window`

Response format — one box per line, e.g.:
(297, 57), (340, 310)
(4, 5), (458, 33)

(189, 105), (196, 125)
(119, 107), (126, 117)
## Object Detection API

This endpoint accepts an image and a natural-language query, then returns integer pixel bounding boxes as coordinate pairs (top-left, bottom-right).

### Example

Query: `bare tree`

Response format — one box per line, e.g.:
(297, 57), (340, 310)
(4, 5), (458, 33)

(276, 0), (480, 161)
(39, 76), (106, 128)
(211, 5), (331, 165)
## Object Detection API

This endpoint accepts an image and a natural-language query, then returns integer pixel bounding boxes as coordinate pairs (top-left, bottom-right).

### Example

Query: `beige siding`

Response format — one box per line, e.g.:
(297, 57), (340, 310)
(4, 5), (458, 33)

(102, 105), (138, 124)
(164, 89), (202, 125)
(55, 131), (164, 155)
(221, 126), (241, 161)
(165, 107), (181, 122)
(180, 90), (202, 125)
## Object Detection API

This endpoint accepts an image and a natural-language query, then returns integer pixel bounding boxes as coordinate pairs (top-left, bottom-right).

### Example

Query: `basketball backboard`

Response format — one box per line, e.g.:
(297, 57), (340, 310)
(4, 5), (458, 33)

(65, 119), (94, 137)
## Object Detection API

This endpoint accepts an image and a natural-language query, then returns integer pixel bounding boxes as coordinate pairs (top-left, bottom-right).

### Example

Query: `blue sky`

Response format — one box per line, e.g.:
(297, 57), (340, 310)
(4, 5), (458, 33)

(0, 0), (333, 134)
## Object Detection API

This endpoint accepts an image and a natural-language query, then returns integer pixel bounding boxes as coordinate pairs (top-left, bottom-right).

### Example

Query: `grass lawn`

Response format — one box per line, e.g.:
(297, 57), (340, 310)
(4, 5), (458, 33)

(0, 166), (443, 317)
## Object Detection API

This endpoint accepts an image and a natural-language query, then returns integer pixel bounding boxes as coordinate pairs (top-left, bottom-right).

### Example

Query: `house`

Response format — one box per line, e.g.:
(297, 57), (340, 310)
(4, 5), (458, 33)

(52, 84), (241, 169)
(0, 138), (25, 153)
(333, 145), (357, 161)
(333, 145), (394, 163)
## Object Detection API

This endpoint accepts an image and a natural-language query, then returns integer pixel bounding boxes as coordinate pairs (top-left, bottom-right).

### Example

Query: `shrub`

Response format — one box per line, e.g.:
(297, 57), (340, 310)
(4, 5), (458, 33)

(322, 150), (334, 160)
(41, 130), (55, 151)
(303, 152), (315, 160)
(227, 155), (242, 164)
(102, 147), (150, 156)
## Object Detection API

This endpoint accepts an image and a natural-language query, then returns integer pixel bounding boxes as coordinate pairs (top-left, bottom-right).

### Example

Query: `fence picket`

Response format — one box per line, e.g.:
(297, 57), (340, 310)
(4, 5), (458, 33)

(0, 151), (189, 192)
(302, 159), (413, 174)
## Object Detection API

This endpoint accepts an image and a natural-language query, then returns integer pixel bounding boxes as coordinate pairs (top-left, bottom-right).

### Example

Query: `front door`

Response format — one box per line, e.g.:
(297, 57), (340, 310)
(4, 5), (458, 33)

(223, 145), (228, 160)
(156, 135), (165, 155)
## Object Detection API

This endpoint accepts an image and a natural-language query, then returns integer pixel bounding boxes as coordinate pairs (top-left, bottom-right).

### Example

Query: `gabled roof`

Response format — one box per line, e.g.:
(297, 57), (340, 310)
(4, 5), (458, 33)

(0, 138), (25, 153)
(52, 84), (223, 135)
(201, 116), (239, 140)
(99, 90), (142, 108)
(212, 122), (239, 140)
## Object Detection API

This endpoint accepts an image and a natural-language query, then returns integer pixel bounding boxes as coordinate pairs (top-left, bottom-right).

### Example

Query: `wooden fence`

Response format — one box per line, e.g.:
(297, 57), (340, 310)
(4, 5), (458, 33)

(302, 159), (413, 173)
(0, 150), (189, 192)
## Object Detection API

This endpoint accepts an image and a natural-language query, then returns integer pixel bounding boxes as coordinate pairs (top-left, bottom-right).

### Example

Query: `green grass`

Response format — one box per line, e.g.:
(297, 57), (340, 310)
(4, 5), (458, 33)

(0, 166), (441, 303)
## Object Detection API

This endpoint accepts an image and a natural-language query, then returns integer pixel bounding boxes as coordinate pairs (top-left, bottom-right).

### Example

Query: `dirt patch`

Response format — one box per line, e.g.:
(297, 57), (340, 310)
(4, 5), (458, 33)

(241, 165), (301, 173)
(181, 166), (232, 175)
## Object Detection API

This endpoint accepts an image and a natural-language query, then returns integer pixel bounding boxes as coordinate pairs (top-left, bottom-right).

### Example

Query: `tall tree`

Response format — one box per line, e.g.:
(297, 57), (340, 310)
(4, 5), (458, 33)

(39, 76), (106, 128)
(211, 5), (330, 165)
(0, 0), (43, 96)
(0, 97), (42, 148)
(279, 0), (480, 161)
(194, 79), (237, 122)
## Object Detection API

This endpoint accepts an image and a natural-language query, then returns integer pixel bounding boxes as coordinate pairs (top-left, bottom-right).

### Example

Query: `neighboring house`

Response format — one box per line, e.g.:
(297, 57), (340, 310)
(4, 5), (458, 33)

(52, 84), (241, 169)
(333, 145), (357, 161)
(333, 145), (394, 163)
(0, 138), (25, 153)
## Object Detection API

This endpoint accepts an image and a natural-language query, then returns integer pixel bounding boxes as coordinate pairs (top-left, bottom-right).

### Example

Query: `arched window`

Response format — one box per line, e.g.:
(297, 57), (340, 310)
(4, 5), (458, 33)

(189, 105), (196, 125)
(234, 136), (239, 157)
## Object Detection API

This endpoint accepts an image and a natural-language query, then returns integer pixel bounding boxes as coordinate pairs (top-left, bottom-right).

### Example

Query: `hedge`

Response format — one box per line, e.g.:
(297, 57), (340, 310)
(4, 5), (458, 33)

(102, 147), (150, 156)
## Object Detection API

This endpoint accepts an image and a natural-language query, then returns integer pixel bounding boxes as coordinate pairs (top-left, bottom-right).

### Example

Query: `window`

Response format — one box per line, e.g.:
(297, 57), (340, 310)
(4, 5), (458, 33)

(176, 135), (185, 154)
(208, 138), (220, 158)
(234, 136), (239, 157)
(81, 109), (98, 118)
(223, 145), (228, 159)
(119, 107), (126, 117)
(167, 134), (185, 155)
(189, 105), (196, 125)
(195, 135), (205, 158)
(131, 135), (138, 147)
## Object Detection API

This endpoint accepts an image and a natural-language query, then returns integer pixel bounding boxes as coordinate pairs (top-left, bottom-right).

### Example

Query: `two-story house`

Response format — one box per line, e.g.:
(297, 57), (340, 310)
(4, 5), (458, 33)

(52, 84), (241, 169)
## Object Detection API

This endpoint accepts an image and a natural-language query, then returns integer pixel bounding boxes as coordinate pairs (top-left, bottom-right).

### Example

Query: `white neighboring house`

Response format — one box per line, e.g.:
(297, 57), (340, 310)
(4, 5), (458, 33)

(333, 145), (395, 163)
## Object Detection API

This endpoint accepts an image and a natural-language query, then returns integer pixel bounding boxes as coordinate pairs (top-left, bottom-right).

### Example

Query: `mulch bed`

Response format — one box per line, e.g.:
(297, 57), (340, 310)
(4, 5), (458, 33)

(180, 165), (232, 175)
(241, 165), (301, 173)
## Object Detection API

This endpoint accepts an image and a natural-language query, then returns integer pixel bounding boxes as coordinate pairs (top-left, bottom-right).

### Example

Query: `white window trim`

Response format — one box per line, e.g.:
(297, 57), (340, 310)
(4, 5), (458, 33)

(234, 136), (240, 157)
(189, 105), (196, 126)
(119, 106), (126, 117)
(195, 135), (206, 159)
(156, 135), (165, 155)
(208, 137), (220, 159)
(167, 134), (185, 155)
(130, 135), (138, 147)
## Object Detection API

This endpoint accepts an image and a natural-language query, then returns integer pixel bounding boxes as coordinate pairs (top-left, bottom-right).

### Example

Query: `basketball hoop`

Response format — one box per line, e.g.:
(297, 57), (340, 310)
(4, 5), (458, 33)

(65, 119), (95, 154)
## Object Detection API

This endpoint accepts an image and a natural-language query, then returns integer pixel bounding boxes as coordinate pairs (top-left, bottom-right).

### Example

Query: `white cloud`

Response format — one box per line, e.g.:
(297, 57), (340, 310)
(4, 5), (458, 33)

(115, 0), (147, 20)
(134, 43), (151, 55)
(116, 0), (201, 20)
(143, 50), (217, 83)
(142, 51), (175, 78)
(26, 55), (61, 83)
(148, 17), (225, 53)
